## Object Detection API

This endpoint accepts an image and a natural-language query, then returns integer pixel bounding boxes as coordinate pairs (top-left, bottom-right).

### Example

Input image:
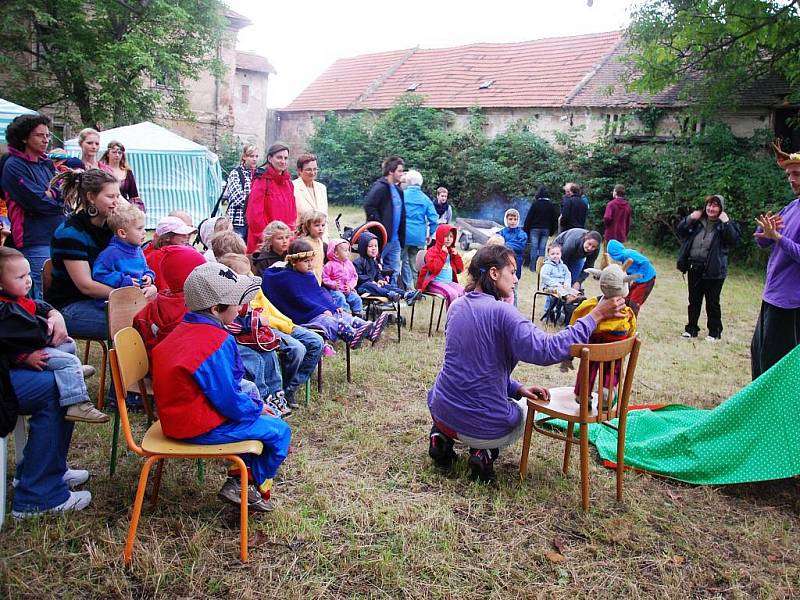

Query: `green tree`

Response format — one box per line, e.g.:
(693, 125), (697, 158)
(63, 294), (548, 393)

(0, 0), (226, 127)
(627, 0), (800, 113)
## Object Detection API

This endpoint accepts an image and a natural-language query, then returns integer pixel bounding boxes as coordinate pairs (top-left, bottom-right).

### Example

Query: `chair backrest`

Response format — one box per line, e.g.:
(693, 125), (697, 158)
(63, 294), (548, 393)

(41, 259), (53, 301)
(535, 256), (545, 289)
(109, 327), (150, 455)
(572, 335), (641, 421)
(107, 287), (149, 341)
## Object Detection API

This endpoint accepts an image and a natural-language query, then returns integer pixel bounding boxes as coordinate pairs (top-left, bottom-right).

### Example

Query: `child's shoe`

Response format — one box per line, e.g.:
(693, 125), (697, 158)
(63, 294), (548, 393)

(468, 448), (496, 483)
(217, 477), (274, 512)
(65, 401), (111, 423)
(63, 468), (90, 488)
(349, 323), (372, 349)
(81, 365), (96, 379)
(272, 391), (292, 417)
(337, 321), (356, 343)
(322, 343), (336, 357)
(387, 291), (402, 303)
(262, 395), (282, 418)
(404, 290), (421, 306)
(12, 490), (92, 520)
(428, 425), (457, 468)
(284, 392), (299, 410)
(558, 359), (573, 373)
(368, 313), (389, 343)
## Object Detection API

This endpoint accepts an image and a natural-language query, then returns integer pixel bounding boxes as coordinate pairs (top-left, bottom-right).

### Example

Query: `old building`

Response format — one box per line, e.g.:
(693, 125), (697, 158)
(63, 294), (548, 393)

(233, 51), (276, 151)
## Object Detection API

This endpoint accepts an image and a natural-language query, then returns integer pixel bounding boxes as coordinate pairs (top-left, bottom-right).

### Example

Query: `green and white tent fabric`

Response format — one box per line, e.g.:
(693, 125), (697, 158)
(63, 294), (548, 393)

(0, 98), (36, 145)
(64, 121), (223, 229)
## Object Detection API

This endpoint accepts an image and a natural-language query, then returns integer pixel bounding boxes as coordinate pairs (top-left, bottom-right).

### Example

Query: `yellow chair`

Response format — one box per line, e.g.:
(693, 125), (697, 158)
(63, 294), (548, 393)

(109, 327), (263, 563)
(519, 336), (641, 511)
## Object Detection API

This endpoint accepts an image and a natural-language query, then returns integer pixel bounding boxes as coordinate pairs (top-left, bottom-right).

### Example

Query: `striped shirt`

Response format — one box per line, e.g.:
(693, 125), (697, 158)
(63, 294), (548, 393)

(225, 166), (251, 227)
(48, 212), (113, 308)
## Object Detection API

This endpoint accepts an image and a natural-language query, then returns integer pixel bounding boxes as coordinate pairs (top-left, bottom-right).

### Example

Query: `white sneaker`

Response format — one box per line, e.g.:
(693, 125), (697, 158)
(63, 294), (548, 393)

(705, 336), (720, 342)
(12, 490), (92, 520)
(63, 468), (90, 488)
(681, 331), (694, 338)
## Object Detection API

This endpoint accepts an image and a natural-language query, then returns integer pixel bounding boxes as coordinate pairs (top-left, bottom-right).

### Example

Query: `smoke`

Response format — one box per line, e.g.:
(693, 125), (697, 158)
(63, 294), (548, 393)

(463, 195), (534, 224)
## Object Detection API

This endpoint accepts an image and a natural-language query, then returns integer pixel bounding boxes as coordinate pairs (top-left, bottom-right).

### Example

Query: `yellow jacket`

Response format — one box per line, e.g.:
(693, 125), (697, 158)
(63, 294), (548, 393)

(570, 295), (637, 338)
(250, 289), (295, 334)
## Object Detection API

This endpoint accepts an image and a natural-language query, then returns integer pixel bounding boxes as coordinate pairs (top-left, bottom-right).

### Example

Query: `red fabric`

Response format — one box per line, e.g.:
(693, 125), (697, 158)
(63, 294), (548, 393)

(160, 246), (206, 293)
(245, 166), (296, 253)
(145, 246), (171, 291)
(133, 292), (187, 356)
(417, 224), (463, 291)
(603, 197), (632, 242)
(628, 278), (655, 311)
(5, 294), (37, 317)
(151, 320), (228, 438)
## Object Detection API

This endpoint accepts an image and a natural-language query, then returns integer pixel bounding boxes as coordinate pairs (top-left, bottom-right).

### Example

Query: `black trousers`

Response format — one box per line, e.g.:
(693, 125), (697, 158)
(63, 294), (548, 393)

(685, 269), (725, 338)
(750, 301), (800, 380)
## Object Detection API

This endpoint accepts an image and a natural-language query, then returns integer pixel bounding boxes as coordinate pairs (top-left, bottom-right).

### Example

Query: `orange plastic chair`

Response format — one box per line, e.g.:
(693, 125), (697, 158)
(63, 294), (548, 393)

(109, 327), (263, 563)
(519, 336), (641, 511)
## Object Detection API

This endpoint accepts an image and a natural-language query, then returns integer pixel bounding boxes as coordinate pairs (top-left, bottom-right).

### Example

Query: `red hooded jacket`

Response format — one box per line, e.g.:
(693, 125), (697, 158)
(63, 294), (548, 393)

(417, 224), (464, 291)
(246, 165), (296, 252)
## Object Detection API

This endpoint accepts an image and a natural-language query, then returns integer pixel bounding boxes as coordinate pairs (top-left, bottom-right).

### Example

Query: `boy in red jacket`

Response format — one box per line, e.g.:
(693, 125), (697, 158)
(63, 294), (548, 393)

(152, 261), (291, 511)
(417, 224), (465, 308)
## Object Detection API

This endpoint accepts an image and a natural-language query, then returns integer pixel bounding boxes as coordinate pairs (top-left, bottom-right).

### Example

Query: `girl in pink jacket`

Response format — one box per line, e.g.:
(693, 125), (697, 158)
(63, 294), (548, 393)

(322, 239), (363, 315)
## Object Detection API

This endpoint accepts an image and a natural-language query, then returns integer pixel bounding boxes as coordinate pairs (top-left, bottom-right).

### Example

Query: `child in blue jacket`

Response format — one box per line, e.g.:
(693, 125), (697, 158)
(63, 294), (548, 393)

(606, 240), (657, 315)
(499, 208), (528, 304)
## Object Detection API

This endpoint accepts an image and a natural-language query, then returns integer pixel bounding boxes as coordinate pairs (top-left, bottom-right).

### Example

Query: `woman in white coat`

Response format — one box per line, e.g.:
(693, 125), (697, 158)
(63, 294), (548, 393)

(293, 153), (329, 240)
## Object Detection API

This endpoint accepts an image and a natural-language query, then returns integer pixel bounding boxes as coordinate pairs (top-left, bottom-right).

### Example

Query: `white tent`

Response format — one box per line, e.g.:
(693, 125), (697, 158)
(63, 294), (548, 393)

(64, 121), (223, 229)
(0, 98), (36, 145)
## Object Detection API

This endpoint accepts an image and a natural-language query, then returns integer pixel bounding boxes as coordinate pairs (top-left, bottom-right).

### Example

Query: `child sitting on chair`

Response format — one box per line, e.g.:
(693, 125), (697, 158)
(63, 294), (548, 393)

(567, 260), (638, 405)
(0, 247), (109, 423)
(261, 239), (387, 347)
(145, 215), (197, 291)
(296, 210), (327, 283)
(540, 244), (581, 322)
(92, 201), (157, 306)
(252, 220), (293, 276)
(354, 231), (420, 305)
(322, 238), (363, 315)
(417, 224), (465, 308)
(152, 262), (291, 511)
(199, 216), (233, 261)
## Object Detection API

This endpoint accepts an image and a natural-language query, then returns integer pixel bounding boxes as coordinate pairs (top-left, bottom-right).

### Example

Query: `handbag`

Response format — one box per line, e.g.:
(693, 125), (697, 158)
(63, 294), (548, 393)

(236, 307), (279, 352)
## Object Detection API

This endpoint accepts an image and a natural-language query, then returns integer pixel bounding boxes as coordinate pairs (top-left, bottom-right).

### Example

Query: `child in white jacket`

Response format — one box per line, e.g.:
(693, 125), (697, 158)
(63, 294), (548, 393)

(539, 244), (580, 319)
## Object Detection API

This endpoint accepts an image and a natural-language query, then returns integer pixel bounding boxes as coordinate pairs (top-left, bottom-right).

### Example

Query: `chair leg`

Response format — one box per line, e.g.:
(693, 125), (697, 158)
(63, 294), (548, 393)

(0, 436), (6, 531)
(345, 343), (352, 383)
(396, 302), (401, 342)
(579, 423), (590, 511)
(109, 410), (121, 476)
(563, 422), (574, 474)
(196, 459), (204, 483)
(410, 302), (416, 331)
(317, 356), (323, 393)
(519, 406), (535, 479)
(150, 459), (165, 508)
(229, 455), (250, 562)
(124, 454), (159, 565)
(304, 379), (311, 408)
(531, 293), (537, 322)
(428, 297), (435, 337)
(82, 339), (91, 364)
(436, 297), (445, 332)
(616, 423), (626, 502)
(95, 342), (108, 410)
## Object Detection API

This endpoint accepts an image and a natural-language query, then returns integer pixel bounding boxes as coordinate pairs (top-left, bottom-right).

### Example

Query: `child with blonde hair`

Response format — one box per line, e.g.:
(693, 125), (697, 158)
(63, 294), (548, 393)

(252, 220), (292, 275)
(199, 216), (233, 261)
(296, 210), (327, 283)
(210, 229), (247, 261)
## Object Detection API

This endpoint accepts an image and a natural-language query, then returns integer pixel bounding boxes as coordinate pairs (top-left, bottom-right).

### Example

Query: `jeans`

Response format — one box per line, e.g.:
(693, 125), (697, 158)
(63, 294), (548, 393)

(327, 289), (363, 314)
(358, 282), (407, 298)
(10, 368), (74, 512)
(304, 313), (369, 341)
(381, 238), (402, 287)
(276, 326), (323, 398)
(60, 299), (109, 339)
(238, 345), (283, 399)
(42, 339), (90, 407)
(528, 229), (549, 272)
(21, 244), (51, 300)
(233, 224), (248, 242)
(400, 245), (422, 290)
(564, 258), (586, 291)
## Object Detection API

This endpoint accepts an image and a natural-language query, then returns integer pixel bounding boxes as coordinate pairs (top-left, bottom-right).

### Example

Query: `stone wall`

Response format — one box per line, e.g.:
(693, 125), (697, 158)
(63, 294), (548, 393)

(233, 69), (269, 151)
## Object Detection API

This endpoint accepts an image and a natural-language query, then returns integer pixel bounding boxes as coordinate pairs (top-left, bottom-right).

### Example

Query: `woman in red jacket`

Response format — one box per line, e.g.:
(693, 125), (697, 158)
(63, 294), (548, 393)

(246, 143), (296, 253)
(417, 224), (465, 308)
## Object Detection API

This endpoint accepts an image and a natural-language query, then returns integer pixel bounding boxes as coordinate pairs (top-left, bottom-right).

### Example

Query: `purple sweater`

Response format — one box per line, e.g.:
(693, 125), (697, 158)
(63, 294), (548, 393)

(756, 198), (800, 308)
(427, 291), (596, 439)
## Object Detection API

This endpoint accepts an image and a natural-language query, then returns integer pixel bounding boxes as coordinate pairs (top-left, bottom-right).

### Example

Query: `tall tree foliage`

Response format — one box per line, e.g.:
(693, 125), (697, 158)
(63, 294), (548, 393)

(627, 0), (800, 113)
(0, 0), (226, 127)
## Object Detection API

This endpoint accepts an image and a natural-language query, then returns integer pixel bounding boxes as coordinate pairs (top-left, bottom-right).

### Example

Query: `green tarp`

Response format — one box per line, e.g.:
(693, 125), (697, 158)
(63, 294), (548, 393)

(541, 344), (800, 485)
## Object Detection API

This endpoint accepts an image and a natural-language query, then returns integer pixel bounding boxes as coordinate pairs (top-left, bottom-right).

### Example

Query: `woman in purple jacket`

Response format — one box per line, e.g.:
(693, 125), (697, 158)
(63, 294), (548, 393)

(426, 244), (624, 483)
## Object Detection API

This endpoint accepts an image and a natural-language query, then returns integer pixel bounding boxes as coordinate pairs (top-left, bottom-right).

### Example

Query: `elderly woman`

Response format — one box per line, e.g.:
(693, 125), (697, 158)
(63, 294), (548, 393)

(99, 140), (144, 212)
(552, 228), (602, 291)
(293, 153), (329, 239)
(225, 144), (259, 240)
(246, 143), (296, 253)
(401, 169), (438, 289)
(426, 244), (624, 482)
(1, 113), (64, 298)
(48, 169), (155, 339)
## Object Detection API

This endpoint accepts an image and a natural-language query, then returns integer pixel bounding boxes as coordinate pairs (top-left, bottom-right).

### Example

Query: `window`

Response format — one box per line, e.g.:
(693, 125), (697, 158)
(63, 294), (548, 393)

(479, 79), (495, 89)
(406, 82), (420, 91)
(241, 84), (250, 105)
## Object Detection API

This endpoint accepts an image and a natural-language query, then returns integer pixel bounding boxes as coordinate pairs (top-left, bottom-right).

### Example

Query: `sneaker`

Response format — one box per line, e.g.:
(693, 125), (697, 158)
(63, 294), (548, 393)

(284, 393), (299, 410)
(12, 490), (92, 520)
(217, 477), (274, 512)
(63, 468), (90, 488)
(368, 313), (389, 343)
(337, 321), (357, 343)
(322, 343), (336, 357)
(428, 426), (457, 468)
(405, 290), (421, 306)
(387, 291), (402, 303)
(705, 336), (720, 343)
(681, 331), (695, 338)
(272, 391), (292, 417)
(349, 323), (372, 349)
(468, 448), (496, 483)
(81, 365), (96, 379)
(65, 401), (111, 423)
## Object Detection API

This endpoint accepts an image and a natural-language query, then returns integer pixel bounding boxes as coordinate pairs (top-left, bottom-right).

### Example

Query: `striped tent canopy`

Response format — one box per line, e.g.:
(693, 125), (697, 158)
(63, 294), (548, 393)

(63, 121), (222, 229)
(0, 98), (36, 145)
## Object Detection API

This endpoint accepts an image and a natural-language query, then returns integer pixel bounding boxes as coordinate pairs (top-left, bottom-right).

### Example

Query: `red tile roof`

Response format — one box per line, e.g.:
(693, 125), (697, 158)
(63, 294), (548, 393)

(283, 31), (623, 111)
(236, 51), (276, 75)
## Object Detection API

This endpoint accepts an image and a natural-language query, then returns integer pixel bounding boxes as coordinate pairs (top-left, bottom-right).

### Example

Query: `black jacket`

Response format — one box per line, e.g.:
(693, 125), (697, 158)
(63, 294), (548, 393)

(353, 231), (383, 288)
(676, 216), (741, 279)
(524, 197), (559, 234)
(560, 195), (588, 231)
(364, 177), (406, 247)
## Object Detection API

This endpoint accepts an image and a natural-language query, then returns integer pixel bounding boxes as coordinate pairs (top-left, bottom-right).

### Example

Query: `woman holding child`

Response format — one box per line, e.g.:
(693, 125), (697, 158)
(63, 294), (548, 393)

(426, 244), (625, 483)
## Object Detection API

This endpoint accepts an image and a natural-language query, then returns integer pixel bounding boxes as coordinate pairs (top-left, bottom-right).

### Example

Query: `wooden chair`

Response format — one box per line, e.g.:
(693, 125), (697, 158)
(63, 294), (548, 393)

(519, 336), (641, 511)
(42, 259), (108, 408)
(530, 256), (561, 324)
(109, 327), (262, 564)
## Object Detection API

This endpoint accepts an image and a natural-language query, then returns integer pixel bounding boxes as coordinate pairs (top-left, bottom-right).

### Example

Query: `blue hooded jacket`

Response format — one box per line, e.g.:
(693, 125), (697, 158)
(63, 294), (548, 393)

(606, 240), (656, 283)
(403, 185), (438, 247)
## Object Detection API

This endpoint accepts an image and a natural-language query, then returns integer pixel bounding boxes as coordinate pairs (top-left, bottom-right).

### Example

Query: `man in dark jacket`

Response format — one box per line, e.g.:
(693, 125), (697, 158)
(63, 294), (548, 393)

(364, 156), (406, 286)
(559, 183), (588, 232)
(676, 194), (741, 341)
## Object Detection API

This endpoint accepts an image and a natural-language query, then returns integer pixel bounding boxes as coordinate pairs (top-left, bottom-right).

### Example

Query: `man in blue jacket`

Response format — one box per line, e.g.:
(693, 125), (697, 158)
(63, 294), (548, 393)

(364, 156), (406, 286)
(400, 169), (438, 290)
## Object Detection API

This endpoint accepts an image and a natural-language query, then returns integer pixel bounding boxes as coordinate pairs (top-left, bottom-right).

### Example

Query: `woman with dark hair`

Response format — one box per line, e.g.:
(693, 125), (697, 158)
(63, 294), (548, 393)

(1, 113), (64, 298)
(553, 228), (603, 291)
(523, 185), (559, 270)
(99, 140), (144, 212)
(225, 144), (259, 240)
(426, 244), (624, 483)
(245, 142), (295, 253)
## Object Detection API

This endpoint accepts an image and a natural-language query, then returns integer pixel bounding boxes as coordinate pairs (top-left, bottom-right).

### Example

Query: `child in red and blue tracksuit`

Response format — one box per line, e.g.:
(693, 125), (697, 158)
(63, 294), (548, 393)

(152, 262), (291, 508)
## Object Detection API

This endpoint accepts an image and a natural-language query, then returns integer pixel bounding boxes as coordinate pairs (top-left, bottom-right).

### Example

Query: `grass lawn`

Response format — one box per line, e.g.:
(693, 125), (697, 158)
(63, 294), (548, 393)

(2, 205), (798, 598)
